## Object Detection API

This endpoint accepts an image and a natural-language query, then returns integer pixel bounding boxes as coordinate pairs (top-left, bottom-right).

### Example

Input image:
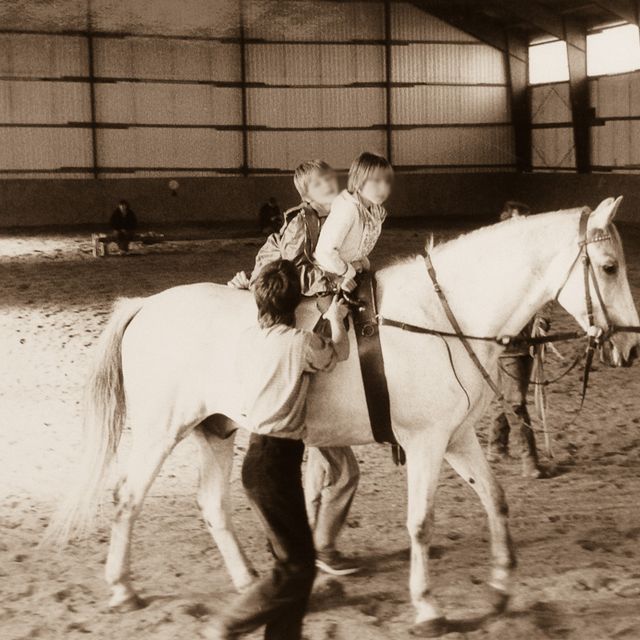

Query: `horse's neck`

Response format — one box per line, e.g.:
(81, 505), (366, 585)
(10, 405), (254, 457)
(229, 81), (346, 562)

(380, 211), (580, 339)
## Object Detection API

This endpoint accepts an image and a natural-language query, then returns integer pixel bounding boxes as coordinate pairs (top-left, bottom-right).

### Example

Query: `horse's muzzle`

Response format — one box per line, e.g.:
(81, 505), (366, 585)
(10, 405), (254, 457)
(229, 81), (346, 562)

(623, 344), (638, 367)
(600, 340), (637, 367)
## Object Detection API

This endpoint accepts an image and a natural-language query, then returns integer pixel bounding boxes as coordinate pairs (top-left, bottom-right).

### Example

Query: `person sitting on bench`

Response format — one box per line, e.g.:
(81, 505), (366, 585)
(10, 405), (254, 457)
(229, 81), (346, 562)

(110, 200), (138, 253)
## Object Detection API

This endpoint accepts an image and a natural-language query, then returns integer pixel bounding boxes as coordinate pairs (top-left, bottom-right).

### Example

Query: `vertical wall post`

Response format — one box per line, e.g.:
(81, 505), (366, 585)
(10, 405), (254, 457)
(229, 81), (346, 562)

(239, 0), (249, 176)
(505, 29), (532, 172)
(383, 0), (393, 163)
(564, 17), (591, 173)
(86, 0), (99, 178)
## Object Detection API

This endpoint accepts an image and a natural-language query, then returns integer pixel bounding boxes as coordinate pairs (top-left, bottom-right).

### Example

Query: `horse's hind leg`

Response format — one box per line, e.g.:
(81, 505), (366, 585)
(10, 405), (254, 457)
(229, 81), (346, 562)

(445, 425), (516, 613)
(104, 427), (181, 610)
(194, 418), (257, 591)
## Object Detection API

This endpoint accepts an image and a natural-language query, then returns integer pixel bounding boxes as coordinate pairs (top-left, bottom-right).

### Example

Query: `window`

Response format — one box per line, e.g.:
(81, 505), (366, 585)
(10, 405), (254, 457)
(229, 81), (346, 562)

(529, 40), (569, 85)
(529, 24), (640, 85)
(587, 24), (640, 76)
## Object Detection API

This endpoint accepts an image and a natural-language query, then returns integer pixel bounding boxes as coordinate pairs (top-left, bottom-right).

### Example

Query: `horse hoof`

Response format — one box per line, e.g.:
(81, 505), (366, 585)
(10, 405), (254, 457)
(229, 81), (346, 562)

(488, 588), (510, 614)
(410, 617), (448, 637)
(236, 570), (259, 594)
(522, 465), (544, 479)
(109, 593), (147, 612)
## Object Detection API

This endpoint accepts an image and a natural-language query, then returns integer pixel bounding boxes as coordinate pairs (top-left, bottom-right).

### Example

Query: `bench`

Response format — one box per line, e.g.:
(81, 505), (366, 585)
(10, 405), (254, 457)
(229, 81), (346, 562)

(91, 231), (165, 257)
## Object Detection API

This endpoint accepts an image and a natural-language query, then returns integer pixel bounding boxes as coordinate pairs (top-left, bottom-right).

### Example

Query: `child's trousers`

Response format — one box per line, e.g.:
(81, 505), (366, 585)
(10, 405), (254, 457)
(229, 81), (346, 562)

(220, 434), (316, 640)
(304, 446), (359, 553)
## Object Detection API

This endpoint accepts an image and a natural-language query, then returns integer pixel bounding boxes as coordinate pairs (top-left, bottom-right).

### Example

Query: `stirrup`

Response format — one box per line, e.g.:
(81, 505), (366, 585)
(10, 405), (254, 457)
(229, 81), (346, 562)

(392, 444), (406, 466)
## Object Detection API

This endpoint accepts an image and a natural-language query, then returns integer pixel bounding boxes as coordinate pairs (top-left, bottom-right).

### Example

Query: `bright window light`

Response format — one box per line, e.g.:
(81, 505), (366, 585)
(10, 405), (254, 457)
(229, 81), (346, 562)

(529, 40), (569, 84)
(587, 24), (640, 76)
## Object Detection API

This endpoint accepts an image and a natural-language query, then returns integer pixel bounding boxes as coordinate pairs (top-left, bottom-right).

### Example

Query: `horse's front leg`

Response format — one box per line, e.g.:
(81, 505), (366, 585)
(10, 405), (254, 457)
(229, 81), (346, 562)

(404, 432), (449, 636)
(445, 425), (516, 612)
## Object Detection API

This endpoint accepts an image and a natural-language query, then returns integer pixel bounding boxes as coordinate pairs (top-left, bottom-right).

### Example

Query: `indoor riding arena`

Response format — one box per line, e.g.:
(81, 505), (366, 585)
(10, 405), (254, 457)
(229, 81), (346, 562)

(3, 1), (640, 639)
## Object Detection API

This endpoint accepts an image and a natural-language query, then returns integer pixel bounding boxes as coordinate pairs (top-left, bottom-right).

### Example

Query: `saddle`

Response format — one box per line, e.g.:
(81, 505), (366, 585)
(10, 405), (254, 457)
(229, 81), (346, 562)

(315, 273), (406, 465)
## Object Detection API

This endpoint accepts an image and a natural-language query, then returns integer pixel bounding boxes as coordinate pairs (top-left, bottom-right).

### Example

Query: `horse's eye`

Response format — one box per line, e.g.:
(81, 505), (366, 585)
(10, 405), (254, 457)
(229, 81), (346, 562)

(602, 263), (618, 276)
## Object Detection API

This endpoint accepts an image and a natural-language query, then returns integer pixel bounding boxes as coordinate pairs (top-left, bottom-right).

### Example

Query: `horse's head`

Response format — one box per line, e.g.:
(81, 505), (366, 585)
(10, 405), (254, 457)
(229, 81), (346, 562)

(554, 196), (640, 367)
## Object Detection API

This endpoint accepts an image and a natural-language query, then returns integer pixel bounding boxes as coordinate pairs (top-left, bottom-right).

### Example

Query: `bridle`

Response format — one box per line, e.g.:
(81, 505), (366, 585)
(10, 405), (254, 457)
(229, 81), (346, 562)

(378, 208), (640, 408)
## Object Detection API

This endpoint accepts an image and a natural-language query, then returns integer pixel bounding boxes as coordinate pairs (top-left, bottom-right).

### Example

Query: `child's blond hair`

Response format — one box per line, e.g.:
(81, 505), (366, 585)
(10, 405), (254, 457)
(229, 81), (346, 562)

(347, 152), (393, 194)
(293, 160), (332, 200)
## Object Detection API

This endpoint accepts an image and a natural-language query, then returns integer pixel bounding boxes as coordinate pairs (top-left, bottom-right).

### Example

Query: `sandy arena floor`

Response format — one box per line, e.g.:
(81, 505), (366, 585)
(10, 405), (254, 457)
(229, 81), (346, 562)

(2, 222), (640, 640)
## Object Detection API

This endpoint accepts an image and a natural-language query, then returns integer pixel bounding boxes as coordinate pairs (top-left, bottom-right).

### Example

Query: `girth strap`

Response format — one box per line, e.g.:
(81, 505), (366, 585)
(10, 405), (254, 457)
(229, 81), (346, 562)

(351, 273), (399, 448)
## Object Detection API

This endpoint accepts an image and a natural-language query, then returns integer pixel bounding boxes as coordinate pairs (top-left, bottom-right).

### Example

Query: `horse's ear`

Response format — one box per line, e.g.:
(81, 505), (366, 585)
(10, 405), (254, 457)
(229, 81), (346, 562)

(591, 196), (623, 228)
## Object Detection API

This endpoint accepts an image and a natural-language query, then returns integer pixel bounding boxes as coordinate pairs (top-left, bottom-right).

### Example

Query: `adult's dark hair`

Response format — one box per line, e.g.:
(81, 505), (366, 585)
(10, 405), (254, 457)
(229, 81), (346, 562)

(500, 200), (531, 221)
(253, 259), (302, 328)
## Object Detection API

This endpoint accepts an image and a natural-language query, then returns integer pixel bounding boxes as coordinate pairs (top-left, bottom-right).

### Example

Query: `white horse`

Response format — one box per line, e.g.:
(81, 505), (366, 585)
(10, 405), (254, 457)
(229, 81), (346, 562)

(52, 197), (639, 635)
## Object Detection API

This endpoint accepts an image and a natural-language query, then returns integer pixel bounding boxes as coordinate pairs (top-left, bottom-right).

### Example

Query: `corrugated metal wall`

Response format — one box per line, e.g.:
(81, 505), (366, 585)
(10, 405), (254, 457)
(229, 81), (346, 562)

(591, 72), (640, 171)
(390, 3), (512, 169)
(0, 0), (515, 177)
(244, 1), (384, 41)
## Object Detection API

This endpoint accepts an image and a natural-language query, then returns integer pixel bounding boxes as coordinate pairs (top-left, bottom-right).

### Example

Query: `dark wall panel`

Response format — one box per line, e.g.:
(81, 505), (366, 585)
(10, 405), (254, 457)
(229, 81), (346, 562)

(2, 172), (640, 229)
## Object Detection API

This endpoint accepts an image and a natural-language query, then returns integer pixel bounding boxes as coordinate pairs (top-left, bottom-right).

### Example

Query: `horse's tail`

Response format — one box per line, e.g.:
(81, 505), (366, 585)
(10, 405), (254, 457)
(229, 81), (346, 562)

(45, 297), (146, 544)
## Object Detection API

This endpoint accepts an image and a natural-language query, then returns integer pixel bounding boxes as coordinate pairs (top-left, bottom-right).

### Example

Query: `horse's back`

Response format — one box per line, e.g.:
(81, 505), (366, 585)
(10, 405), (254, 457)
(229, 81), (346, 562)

(118, 283), (374, 445)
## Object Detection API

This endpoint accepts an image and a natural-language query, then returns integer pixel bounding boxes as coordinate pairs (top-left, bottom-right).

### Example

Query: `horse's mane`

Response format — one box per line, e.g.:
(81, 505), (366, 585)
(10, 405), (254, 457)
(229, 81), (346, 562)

(382, 207), (587, 273)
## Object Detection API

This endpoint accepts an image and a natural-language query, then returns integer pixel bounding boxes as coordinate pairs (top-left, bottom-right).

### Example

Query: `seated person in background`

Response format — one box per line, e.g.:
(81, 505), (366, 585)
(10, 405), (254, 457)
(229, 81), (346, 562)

(488, 200), (549, 479)
(229, 160), (362, 577)
(208, 260), (349, 640)
(110, 200), (137, 253)
(258, 197), (282, 235)
(314, 152), (393, 293)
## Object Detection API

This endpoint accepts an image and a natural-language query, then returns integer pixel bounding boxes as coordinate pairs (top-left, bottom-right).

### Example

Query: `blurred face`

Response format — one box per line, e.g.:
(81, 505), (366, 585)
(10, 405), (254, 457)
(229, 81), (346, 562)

(360, 170), (392, 205)
(305, 170), (339, 206)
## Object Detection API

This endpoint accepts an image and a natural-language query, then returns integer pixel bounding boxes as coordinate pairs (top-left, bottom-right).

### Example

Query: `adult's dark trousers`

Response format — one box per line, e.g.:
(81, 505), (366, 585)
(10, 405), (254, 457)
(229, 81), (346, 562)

(113, 229), (134, 252)
(221, 434), (316, 640)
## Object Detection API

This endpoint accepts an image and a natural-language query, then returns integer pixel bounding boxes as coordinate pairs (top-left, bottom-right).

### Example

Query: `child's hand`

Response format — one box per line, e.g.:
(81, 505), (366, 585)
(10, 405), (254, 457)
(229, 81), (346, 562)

(227, 271), (250, 289)
(324, 295), (349, 322)
(353, 257), (370, 273)
(340, 275), (358, 292)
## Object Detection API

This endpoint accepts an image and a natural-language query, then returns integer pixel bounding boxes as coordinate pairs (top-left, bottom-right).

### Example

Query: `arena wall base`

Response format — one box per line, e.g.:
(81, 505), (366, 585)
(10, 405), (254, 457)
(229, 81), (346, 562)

(1, 172), (640, 228)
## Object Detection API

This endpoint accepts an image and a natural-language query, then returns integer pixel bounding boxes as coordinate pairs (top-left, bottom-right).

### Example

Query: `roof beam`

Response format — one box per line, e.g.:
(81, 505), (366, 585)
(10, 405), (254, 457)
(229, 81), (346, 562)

(592, 1), (638, 25)
(409, 1), (511, 56)
(506, 29), (532, 172)
(564, 16), (591, 173)
(489, 0), (565, 42)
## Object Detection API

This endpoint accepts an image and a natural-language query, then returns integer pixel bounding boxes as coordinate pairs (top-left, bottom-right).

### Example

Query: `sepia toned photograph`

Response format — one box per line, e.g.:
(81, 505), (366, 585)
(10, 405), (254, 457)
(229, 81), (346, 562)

(2, 1), (640, 639)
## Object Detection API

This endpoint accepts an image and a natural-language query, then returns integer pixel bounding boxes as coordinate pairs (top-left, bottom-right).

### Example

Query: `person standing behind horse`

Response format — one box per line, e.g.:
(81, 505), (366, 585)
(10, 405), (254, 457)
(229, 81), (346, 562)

(208, 260), (350, 640)
(228, 160), (362, 576)
(487, 201), (549, 479)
